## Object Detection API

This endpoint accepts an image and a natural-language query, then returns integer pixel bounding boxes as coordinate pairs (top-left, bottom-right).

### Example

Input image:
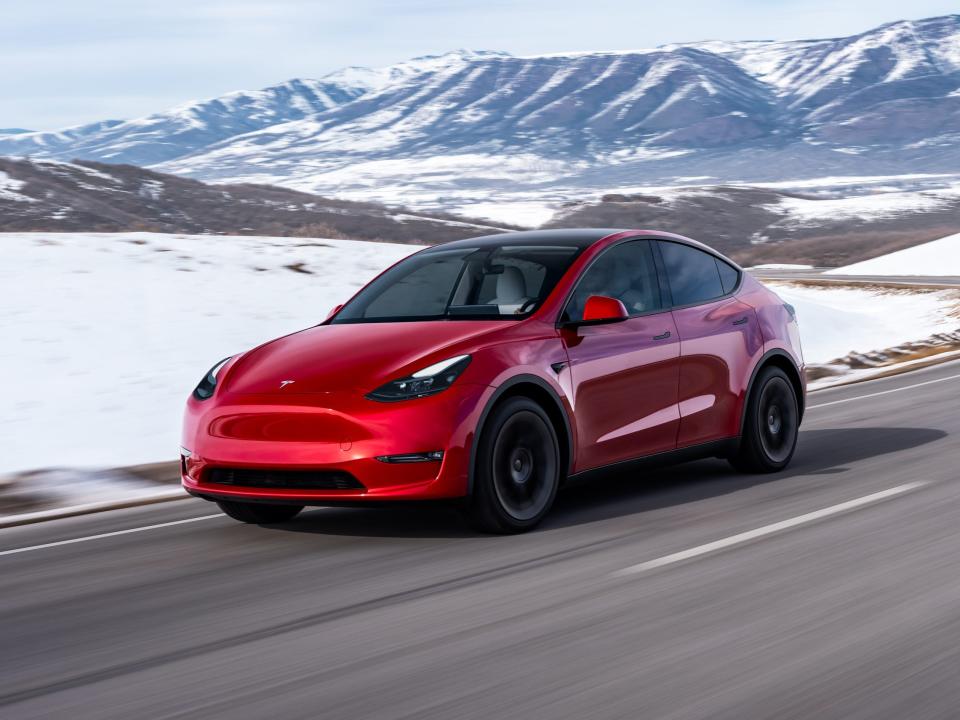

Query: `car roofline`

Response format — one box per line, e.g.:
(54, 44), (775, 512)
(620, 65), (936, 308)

(431, 229), (739, 267)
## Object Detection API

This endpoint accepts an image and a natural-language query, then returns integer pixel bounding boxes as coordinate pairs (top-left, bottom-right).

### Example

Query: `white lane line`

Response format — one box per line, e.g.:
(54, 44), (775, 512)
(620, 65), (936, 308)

(615, 482), (927, 576)
(0, 514), (222, 557)
(809, 373), (960, 409)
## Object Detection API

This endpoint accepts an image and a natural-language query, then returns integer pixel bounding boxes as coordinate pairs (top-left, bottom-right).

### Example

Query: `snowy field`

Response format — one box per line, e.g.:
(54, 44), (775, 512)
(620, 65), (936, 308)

(1, 233), (418, 476)
(825, 232), (960, 276)
(2, 232), (958, 477)
(768, 282), (957, 364)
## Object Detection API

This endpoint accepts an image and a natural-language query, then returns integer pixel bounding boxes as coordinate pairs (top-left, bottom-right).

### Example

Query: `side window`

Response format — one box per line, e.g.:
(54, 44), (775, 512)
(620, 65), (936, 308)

(658, 241), (725, 306)
(563, 240), (663, 322)
(716, 258), (740, 294)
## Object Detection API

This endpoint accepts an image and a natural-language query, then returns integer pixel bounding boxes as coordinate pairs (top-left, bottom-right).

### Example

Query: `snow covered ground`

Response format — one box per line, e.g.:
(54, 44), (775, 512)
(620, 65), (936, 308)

(767, 282), (958, 365)
(825, 232), (960, 276)
(1, 233), (419, 477)
(2, 232), (957, 480)
(764, 187), (960, 228)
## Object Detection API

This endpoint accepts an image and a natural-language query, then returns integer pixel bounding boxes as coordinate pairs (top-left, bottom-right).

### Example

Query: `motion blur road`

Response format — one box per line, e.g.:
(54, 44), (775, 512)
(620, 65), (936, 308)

(3, 361), (960, 719)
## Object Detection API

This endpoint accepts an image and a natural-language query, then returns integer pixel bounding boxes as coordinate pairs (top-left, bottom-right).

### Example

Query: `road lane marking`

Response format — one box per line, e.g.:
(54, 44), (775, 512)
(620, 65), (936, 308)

(0, 514), (222, 557)
(809, 372), (960, 410)
(615, 481), (928, 576)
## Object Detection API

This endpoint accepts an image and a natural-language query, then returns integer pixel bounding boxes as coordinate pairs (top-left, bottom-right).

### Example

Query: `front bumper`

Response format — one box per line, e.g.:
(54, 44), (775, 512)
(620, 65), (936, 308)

(181, 384), (490, 503)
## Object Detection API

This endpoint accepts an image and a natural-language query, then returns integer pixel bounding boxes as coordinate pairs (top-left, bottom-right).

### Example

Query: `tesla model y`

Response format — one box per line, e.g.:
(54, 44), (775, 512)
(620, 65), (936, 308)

(181, 229), (805, 532)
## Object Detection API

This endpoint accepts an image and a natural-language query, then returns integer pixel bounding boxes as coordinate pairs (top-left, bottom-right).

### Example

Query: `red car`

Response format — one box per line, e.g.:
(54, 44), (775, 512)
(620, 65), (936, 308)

(182, 229), (804, 532)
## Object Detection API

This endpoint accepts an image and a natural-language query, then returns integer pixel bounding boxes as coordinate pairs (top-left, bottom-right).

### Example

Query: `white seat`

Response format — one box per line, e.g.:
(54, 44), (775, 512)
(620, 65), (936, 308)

(491, 266), (532, 314)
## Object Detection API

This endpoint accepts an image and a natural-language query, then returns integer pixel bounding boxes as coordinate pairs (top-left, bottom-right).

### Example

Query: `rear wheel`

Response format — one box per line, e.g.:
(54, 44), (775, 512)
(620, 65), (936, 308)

(465, 397), (561, 533)
(729, 366), (799, 473)
(216, 500), (303, 524)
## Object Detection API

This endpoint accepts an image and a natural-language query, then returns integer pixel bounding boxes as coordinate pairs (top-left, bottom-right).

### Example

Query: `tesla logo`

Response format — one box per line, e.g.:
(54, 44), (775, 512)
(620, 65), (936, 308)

(279, 380), (296, 389)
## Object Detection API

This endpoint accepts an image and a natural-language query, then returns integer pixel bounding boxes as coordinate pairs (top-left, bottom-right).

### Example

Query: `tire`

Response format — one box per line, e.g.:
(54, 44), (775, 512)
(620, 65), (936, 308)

(729, 366), (799, 473)
(216, 500), (304, 524)
(465, 397), (561, 534)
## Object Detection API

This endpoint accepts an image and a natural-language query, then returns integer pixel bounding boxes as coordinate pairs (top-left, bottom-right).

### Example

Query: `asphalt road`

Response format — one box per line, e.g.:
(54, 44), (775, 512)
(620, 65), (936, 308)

(3, 361), (960, 719)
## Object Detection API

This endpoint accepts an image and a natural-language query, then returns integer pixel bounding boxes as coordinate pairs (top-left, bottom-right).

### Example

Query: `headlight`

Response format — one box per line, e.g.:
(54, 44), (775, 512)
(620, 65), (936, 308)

(192, 357), (233, 400)
(367, 355), (471, 402)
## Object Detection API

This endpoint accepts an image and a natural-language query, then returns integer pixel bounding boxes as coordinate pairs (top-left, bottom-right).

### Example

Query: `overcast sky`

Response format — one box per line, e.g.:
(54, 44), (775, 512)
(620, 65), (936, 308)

(4, 0), (957, 130)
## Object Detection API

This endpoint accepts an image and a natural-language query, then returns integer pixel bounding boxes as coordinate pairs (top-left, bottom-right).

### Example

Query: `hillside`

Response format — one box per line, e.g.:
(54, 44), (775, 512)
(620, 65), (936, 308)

(0, 157), (511, 242)
(1, 15), (959, 220)
(4, 156), (960, 266)
(546, 184), (960, 267)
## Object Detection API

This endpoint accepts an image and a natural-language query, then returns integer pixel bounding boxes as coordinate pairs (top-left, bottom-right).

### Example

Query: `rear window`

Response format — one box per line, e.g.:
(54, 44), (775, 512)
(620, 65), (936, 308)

(658, 241), (725, 306)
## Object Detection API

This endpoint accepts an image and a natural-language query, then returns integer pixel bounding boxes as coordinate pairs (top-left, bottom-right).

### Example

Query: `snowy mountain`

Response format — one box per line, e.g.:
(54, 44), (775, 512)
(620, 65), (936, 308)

(2, 17), (960, 218)
(0, 78), (373, 167)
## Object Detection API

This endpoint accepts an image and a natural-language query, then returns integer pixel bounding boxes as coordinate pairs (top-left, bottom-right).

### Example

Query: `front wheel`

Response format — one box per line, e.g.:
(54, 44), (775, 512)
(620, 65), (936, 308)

(729, 366), (799, 473)
(216, 500), (303, 524)
(465, 397), (561, 534)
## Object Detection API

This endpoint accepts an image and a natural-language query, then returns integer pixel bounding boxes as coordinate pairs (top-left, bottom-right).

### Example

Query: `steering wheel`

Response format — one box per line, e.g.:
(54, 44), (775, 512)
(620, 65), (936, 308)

(517, 298), (538, 314)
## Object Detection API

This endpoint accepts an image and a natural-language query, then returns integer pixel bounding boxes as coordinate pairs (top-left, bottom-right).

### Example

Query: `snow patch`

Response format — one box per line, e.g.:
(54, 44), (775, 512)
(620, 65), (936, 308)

(769, 282), (958, 364)
(448, 201), (556, 227)
(768, 190), (956, 227)
(0, 171), (35, 203)
(825, 232), (960, 276)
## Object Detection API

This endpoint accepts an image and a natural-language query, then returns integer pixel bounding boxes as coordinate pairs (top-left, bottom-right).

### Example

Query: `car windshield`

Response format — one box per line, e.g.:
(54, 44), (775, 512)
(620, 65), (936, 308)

(331, 244), (582, 323)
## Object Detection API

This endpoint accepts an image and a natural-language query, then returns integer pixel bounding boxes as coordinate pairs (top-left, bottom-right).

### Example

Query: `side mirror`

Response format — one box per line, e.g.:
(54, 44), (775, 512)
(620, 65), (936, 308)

(581, 295), (629, 324)
(324, 304), (343, 322)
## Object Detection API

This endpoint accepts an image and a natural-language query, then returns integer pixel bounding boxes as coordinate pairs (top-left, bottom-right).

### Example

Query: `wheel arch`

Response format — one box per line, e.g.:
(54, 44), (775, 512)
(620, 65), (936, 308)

(740, 349), (805, 435)
(468, 375), (574, 495)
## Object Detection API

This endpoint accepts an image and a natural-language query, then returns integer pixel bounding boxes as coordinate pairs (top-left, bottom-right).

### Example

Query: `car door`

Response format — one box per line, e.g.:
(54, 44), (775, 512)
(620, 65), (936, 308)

(656, 240), (764, 448)
(560, 240), (681, 473)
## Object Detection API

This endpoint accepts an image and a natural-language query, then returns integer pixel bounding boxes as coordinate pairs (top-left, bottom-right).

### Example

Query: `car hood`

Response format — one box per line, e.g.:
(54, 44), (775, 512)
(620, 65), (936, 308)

(223, 320), (507, 395)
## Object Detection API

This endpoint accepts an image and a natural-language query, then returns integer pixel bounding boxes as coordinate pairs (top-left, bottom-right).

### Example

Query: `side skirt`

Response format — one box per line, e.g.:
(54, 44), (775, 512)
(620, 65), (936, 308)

(566, 438), (738, 484)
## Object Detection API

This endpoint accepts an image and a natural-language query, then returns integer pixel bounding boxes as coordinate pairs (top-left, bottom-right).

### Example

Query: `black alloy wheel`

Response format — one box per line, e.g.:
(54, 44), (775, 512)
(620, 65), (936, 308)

(729, 366), (799, 473)
(467, 396), (561, 533)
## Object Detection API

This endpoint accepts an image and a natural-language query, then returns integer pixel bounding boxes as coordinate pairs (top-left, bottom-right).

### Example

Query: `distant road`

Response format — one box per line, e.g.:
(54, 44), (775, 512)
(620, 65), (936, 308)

(750, 268), (960, 288)
(3, 361), (960, 718)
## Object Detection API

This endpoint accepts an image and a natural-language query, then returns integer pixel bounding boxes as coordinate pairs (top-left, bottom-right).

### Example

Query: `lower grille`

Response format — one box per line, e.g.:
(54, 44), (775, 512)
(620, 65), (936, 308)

(206, 468), (364, 490)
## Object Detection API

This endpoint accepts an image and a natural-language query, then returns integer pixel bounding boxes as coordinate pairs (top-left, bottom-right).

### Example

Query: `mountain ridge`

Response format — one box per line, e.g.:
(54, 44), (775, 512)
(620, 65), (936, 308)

(2, 15), (959, 218)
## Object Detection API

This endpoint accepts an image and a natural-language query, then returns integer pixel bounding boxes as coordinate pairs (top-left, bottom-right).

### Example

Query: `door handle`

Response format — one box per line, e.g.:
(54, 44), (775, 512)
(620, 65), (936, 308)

(653, 331), (671, 341)
(732, 317), (749, 326)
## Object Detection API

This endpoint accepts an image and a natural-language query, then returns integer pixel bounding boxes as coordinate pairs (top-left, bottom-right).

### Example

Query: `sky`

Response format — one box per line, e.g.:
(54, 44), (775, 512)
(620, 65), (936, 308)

(3, 0), (958, 130)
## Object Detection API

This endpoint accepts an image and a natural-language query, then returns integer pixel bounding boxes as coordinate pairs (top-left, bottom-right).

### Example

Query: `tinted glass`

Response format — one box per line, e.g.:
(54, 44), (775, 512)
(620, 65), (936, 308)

(563, 240), (662, 322)
(659, 241), (724, 306)
(333, 244), (580, 323)
(717, 258), (740, 294)
(362, 253), (465, 319)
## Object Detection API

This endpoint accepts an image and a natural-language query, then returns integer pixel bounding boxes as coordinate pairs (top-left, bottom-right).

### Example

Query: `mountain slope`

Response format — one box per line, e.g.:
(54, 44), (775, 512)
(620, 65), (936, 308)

(3, 16), (960, 217)
(0, 157), (511, 242)
(0, 78), (371, 167)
